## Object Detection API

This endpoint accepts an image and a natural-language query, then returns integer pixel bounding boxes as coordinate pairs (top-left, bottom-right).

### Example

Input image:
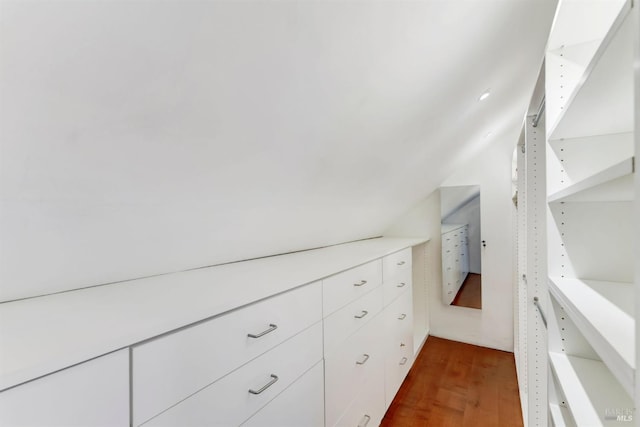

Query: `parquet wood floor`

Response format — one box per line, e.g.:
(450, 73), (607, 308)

(381, 336), (523, 427)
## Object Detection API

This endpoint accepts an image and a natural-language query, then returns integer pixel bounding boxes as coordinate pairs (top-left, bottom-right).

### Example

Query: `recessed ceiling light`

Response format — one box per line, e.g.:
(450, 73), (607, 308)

(478, 90), (491, 101)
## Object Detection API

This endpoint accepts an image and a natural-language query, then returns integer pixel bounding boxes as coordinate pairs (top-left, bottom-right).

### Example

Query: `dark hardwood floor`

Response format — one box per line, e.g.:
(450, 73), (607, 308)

(451, 273), (481, 309)
(381, 336), (523, 427)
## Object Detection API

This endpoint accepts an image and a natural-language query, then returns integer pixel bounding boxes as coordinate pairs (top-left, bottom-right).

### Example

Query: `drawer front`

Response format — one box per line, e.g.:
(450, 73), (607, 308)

(0, 350), (129, 427)
(133, 281), (322, 425)
(324, 285), (384, 357)
(442, 234), (456, 254)
(384, 289), (413, 342)
(334, 370), (385, 427)
(384, 291), (414, 407)
(325, 314), (383, 427)
(443, 243), (455, 257)
(323, 260), (382, 316)
(382, 248), (411, 282)
(384, 332), (414, 406)
(444, 283), (455, 304)
(443, 262), (455, 282)
(144, 322), (323, 427)
(242, 361), (324, 427)
(382, 267), (412, 306)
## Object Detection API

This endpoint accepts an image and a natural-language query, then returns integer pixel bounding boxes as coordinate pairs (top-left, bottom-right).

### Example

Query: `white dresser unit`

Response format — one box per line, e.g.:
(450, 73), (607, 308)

(0, 350), (129, 427)
(133, 282), (324, 426)
(441, 224), (469, 304)
(323, 247), (414, 427)
(0, 237), (428, 427)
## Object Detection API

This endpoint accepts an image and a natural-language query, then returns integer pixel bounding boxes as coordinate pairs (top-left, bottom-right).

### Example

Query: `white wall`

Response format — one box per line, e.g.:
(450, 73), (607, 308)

(0, 1), (555, 302)
(385, 134), (517, 352)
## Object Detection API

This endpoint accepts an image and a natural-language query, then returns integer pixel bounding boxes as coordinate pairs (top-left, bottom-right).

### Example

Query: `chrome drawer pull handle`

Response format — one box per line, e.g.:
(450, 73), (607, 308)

(248, 374), (279, 395)
(398, 313), (407, 320)
(399, 357), (408, 366)
(247, 324), (278, 338)
(354, 310), (369, 319)
(397, 282), (406, 288)
(354, 280), (367, 287)
(356, 354), (370, 365)
(397, 261), (406, 266)
(359, 415), (371, 427)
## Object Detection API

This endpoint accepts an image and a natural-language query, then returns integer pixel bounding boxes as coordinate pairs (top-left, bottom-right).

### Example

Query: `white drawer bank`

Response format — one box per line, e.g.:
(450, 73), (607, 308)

(0, 237), (428, 427)
(441, 224), (469, 305)
(324, 247), (413, 427)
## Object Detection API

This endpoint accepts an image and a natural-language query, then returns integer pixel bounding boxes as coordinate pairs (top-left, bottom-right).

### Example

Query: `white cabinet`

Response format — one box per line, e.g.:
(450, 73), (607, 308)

(382, 248), (411, 283)
(323, 285), (384, 356)
(441, 224), (469, 305)
(541, 0), (638, 425)
(323, 249), (415, 427)
(322, 259), (386, 427)
(382, 266), (411, 307)
(324, 313), (385, 427)
(323, 260), (383, 316)
(143, 322), (323, 427)
(383, 288), (414, 406)
(333, 367), (386, 427)
(132, 281), (322, 425)
(241, 362), (325, 427)
(0, 238), (426, 427)
(0, 350), (129, 427)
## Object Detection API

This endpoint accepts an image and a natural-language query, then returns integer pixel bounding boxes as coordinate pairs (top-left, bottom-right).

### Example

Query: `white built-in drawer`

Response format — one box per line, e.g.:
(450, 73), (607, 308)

(382, 267), (412, 306)
(324, 286), (383, 357)
(442, 245), (457, 258)
(444, 284), (455, 304)
(241, 361), (325, 427)
(323, 260), (382, 316)
(132, 281), (322, 426)
(382, 248), (411, 282)
(442, 234), (455, 253)
(324, 314), (384, 427)
(385, 331), (414, 405)
(383, 291), (414, 405)
(333, 369), (385, 427)
(384, 287), (413, 342)
(0, 350), (129, 427)
(143, 322), (323, 427)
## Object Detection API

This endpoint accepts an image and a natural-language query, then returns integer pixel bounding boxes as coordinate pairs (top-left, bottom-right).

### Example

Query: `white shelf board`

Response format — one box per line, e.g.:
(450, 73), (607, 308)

(549, 403), (575, 427)
(549, 277), (634, 397)
(547, 157), (634, 203)
(0, 236), (428, 391)
(547, 0), (629, 51)
(548, 1), (633, 140)
(549, 352), (633, 427)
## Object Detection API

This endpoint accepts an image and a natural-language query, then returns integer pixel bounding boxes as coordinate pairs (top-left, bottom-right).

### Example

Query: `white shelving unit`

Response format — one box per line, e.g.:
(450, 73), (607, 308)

(549, 353), (633, 426)
(544, 0), (637, 425)
(547, 157), (634, 203)
(549, 277), (634, 395)
(548, 367), (576, 427)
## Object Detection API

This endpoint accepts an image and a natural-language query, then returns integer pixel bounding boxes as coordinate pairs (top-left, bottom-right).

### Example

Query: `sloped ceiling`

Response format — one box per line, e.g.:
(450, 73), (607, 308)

(0, 0), (557, 300)
(441, 186), (481, 221)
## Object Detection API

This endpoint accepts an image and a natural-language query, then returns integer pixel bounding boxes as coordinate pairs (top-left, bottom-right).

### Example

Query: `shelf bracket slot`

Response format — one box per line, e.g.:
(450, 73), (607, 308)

(533, 296), (547, 328)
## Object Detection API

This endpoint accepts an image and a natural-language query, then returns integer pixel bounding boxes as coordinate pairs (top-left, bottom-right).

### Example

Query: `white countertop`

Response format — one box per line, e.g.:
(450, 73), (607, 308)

(0, 236), (428, 391)
(441, 223), (467, 234)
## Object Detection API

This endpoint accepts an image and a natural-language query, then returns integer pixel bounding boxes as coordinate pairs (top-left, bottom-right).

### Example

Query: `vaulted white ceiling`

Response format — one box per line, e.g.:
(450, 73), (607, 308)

(0, 0), (557, 300)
